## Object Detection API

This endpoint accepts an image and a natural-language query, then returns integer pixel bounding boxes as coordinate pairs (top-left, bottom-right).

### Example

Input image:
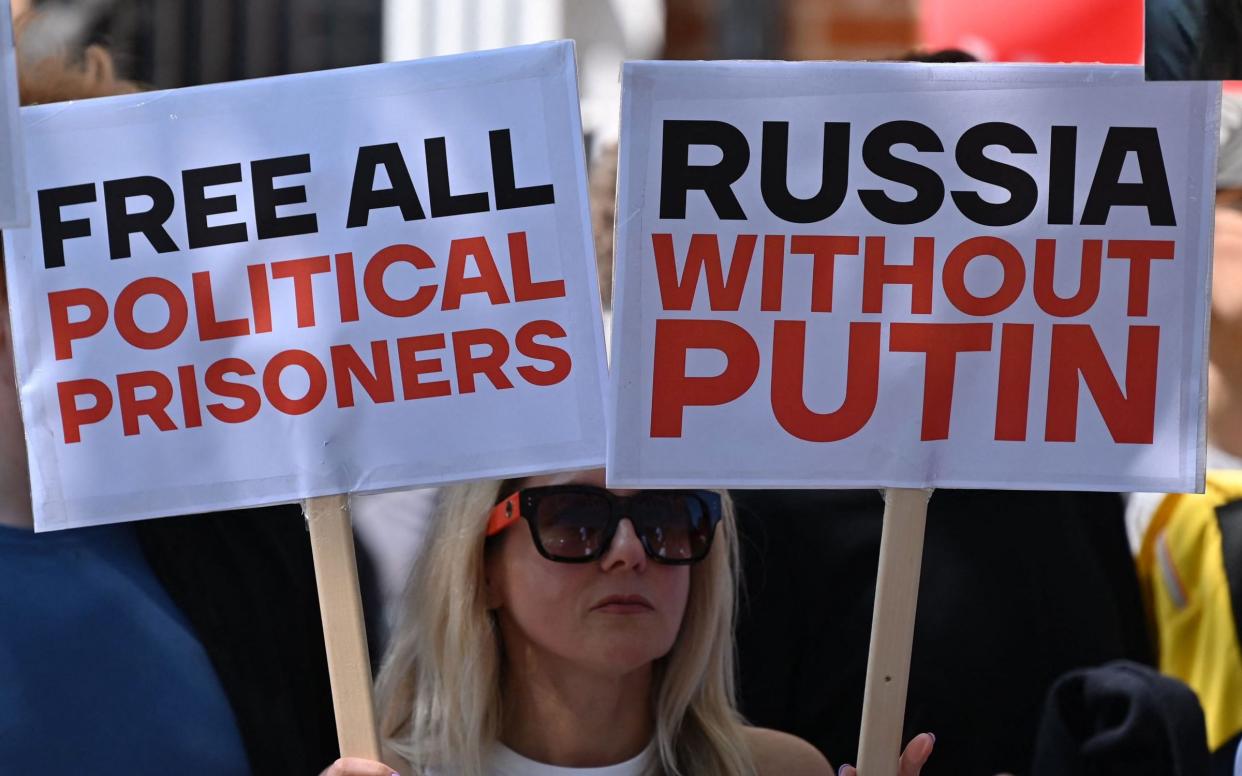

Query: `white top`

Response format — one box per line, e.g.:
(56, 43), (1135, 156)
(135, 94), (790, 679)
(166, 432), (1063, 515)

(426, 741), (657, 776)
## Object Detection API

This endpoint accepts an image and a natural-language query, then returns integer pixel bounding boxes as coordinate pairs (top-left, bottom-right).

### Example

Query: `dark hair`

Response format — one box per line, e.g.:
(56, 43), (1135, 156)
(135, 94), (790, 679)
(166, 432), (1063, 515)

(1197, 0), (1242, 78)
(901, 48), (979, 63)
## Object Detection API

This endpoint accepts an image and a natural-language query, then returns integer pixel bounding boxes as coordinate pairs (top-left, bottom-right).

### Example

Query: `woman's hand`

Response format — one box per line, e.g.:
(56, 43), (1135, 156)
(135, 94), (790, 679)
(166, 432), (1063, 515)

(318, 757), (400, 776)
(836, 732), (934, 776)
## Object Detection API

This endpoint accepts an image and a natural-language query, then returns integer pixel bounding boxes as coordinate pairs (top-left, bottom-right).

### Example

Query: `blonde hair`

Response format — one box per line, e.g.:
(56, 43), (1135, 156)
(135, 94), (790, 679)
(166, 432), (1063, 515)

(375, 479), (757, 776)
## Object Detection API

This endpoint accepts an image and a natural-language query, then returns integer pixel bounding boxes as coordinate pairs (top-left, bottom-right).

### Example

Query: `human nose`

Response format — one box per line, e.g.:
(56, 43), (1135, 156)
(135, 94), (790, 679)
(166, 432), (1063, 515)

(600, 517), (647, 572)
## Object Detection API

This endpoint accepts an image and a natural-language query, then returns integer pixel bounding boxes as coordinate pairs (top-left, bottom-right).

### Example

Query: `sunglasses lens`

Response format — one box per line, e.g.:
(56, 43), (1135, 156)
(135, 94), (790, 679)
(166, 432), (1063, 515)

(634, 493), (714, 562)
(534, 491), (612, 559)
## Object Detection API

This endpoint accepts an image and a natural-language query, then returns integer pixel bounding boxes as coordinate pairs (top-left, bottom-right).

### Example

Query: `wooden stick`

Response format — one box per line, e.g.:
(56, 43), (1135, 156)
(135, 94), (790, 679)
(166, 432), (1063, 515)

(856, 487), (932, 776)
(304, 494), (382, 760)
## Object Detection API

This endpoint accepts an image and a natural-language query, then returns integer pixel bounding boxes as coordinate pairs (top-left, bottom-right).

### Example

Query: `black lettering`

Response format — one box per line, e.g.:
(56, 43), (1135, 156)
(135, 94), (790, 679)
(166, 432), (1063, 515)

(659, 119), (748, 220)
(183, 164), (248, 248)
(1081, 127), (1176, 227)
(490, 129), (555, 210)
(950, 122), (1037, 227)
(102, 176), (178, 260)
(760, 121), (850, 224)
(858, 120), (945, 225)
(38, 183), (96, 269)
(252, 154), (318, 240)
(1048, 126), (1077, 226)
(346, 144), (426, 228)
(425, 137), (490, 217)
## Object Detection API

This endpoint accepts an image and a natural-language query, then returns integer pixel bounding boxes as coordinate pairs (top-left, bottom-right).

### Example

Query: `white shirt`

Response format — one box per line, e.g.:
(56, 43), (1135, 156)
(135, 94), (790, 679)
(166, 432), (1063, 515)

(427, 741), (656, 776)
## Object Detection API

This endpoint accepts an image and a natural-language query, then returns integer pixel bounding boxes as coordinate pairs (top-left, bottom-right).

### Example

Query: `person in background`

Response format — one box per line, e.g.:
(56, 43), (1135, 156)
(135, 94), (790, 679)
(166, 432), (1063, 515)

(1146, 0), (1242, 80)
(1127, 92), (1242, 776)
(0, 41), (342, 775)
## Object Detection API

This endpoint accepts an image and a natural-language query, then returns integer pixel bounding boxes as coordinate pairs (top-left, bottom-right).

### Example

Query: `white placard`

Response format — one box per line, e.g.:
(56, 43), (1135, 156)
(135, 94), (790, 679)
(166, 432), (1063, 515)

(609, 62), (1218, 493)
(0, 0), (28, 227)
(4, 41), (608, 531)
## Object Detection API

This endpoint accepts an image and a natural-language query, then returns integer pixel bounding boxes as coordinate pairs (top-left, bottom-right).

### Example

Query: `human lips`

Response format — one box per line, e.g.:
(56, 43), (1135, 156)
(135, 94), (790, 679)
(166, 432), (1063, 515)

(591, 594), (654, 613)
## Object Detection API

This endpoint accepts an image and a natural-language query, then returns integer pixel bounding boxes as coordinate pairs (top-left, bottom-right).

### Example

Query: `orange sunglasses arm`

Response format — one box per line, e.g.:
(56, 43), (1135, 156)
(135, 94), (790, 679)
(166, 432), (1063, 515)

(486, 492), (522, 537)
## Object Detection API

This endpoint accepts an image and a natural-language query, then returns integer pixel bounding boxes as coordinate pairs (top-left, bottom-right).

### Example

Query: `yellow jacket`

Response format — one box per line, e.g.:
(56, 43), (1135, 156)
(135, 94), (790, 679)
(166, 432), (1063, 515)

(1137, 469), (1242, 752)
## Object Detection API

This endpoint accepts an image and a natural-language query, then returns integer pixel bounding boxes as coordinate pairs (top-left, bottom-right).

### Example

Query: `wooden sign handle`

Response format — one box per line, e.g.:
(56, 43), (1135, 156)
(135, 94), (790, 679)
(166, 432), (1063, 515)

(856, 487), (932, 776)
(304, 494), (382, 760)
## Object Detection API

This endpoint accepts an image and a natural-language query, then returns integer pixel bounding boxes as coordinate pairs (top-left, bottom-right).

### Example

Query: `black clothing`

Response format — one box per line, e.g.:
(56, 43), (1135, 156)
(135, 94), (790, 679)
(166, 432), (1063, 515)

(137, 505), (344, 776)
(1031, 660), (1209, 776)
(732, 488), (1151, 776)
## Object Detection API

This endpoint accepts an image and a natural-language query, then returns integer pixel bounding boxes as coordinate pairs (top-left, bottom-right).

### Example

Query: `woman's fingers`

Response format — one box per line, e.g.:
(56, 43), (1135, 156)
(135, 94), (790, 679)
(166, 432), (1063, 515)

(836, 734), (934, 776)
(319, 757), (399, 776)
(898, 733), (936, 776)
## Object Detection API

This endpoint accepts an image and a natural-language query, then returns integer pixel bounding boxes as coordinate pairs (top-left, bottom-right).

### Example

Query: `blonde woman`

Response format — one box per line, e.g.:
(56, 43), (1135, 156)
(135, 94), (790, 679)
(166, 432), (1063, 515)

(321, 469), (935, 776)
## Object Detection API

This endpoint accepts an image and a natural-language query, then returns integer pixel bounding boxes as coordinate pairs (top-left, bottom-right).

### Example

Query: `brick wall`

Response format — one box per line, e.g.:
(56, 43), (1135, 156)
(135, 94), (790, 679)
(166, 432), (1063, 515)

(666, 0), (919, 60)
(785, 0), (917, 60)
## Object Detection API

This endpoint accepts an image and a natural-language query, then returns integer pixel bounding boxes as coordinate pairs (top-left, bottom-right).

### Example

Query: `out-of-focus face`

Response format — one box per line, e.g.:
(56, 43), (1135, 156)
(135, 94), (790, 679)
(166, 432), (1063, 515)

(485, 469), (692, 676)
(1214, 190), (1242, 326)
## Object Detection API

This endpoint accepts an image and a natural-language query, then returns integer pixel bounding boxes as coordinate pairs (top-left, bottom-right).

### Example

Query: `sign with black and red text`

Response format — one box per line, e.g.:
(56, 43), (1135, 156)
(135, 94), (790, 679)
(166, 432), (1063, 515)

(608, 62), (1218, 492)
(4, 41), (608, 530)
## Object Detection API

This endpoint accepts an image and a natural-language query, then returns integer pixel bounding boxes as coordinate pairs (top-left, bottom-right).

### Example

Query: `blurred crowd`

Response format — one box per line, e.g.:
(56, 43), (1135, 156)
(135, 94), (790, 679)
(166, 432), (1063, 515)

(1, 2), (1241, 775)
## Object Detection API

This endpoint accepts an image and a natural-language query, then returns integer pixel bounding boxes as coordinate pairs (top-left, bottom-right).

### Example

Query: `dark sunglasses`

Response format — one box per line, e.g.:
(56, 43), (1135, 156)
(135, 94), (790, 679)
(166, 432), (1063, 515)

(486, 485), (723, 565)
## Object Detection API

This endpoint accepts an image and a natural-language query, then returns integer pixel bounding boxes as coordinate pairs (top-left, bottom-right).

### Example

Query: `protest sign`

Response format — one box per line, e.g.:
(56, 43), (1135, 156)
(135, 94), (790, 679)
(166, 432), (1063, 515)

(609, 62), (1218, 495)
(608, 61), (1219, 775)
(0, 0), (28, 228)
(4, 41), (607, 533)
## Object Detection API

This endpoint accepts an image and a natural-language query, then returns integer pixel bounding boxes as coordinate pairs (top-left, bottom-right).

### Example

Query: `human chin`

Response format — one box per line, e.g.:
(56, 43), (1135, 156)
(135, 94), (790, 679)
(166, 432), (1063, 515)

(576, 615), (681, 674)
(578, 578), (688, 670)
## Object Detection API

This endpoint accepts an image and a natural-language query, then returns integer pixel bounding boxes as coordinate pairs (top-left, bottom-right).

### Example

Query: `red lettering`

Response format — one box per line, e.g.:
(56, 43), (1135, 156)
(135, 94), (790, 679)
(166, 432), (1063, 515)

(115, 277), (188, 350)
(890, 323), (992, 441)
(271, 256), (331, 328)
(760, 235), (784, 312)
(509, 232), (566, 302)
(1107, 240), (1175, 317)
(247, 263), (273, 334)
(364, 244), (437, 318)
(205, 358), (260, 424)
(396, 334), (451, 399)
(771, 321), (880, 442)
(117, 370), (177, 436)
(192, 271), (250, 341)
(48, 288), (108, 360)
(1045, 324), (1159, 443)
(791, 235), (859, 313)
(452, 328), (514, 393)
(330, 341), (394, 408)
(57, 378), (113, 443)
(177, 365), (203, 428)
(650, 319), (759, 437)
(652, 233), (756, 311)
(995, 324), (1034, 441)
(515, 320), (572, 386)
(1034, 239), (1102, 317)
(262, 349), (328, 415)
(336, 252), (361, 323)
(862, 236), (934, 314)
(443, 237), (510, 310)
(942, 237), (1024, 316)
